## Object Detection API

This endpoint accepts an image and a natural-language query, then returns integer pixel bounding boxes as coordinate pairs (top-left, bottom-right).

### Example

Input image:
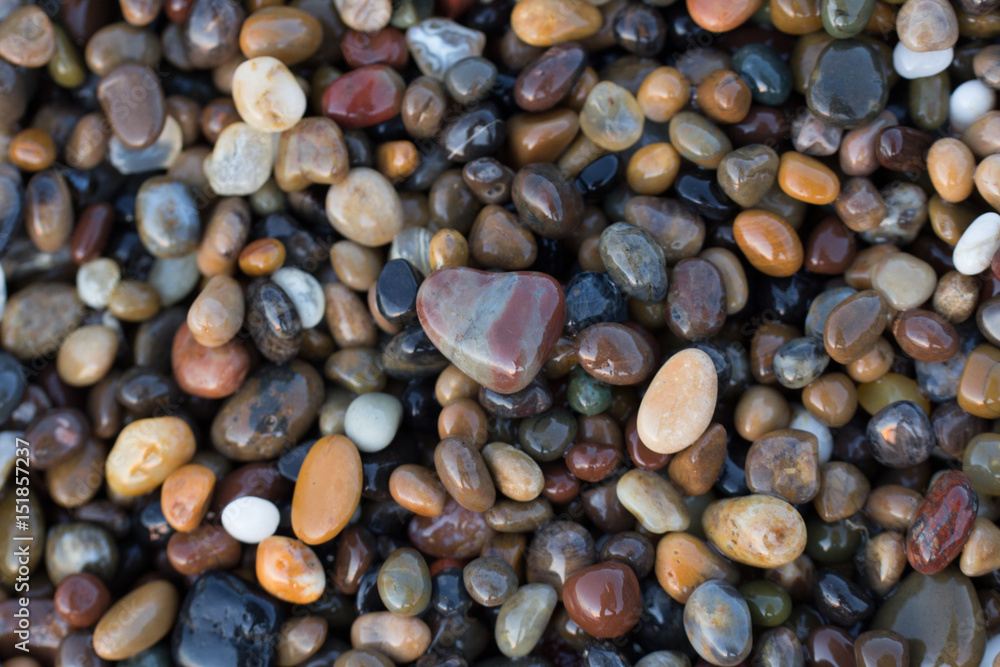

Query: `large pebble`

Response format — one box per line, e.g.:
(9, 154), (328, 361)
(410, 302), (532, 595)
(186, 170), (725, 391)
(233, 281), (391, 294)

(636, 349), (717, 454)
(232, 57), (306, 132)
(291, 435), (363, 545)
(563, 561), (642, 638)
(326, 168), (404, 247)
(684, 580), (753, 667)
(906, 471), (978, 574)
(954, 212), (1000, 276)
(702, 494), (807, 568)
(106, 417), (196, 497)
(172, 323), (250, 399)
(94, 580), (178, 661)
(203, 122), (275, 196)
(494, 583), (558, 658)
(616, 469), (690, 533)
(1, 283), (84, 360)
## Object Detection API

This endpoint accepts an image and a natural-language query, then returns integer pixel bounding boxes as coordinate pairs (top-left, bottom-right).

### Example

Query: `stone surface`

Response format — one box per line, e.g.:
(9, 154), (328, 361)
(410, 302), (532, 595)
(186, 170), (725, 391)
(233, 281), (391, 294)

(636, 349), (718, 454)
(702, 494), (807, 568)
(292, 435), (363, 545)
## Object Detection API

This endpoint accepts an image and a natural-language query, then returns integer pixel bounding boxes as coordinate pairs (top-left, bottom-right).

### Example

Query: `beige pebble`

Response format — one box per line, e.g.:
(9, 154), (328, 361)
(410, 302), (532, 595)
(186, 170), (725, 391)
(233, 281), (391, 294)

(482, 442), (544, 502)
(56, 325), (118, 387)
(636, 349), (717, 454)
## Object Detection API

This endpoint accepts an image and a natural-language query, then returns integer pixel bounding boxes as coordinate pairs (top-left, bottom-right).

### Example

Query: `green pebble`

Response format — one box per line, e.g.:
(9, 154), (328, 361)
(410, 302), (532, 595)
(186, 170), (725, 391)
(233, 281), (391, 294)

(739, 580), (793, 627)
(909, 71), (951, 131)
(805, 516), (864, 564)
(821, 0), (876, 38)
(378, 547), (431, 616)
(568, 366), (612, 415)
(784, 605), (826, 642)
(518, 406), (577, 462)
(48, 24), (86, 89)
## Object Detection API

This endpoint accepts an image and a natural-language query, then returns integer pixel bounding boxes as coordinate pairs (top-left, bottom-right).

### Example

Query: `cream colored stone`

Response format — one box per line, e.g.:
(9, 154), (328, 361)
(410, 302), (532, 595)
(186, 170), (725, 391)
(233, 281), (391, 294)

(636, 349), (717, 454)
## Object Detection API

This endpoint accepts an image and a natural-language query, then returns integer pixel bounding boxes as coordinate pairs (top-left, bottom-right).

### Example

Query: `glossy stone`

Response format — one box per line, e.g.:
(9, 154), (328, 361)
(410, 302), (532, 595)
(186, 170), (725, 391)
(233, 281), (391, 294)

(515, 43), (587, 112)
(684, 580), (753, 667)
(494, 583), (558, 658)
(323, 65), (405, 129)
(94, 580), (178, 660)
(745, 429), (821, 503)
(563, 561), (641, 638)
(637, 349), (717, 455)
(906, 471), (978, 574)
(703, 494), (807, 568)
(867, 400), (935, 468)
(417, 267), (565, 394)
(807, 39), (888, 128)
(378, 547), (431, 615)
(292, 435), (363, 545)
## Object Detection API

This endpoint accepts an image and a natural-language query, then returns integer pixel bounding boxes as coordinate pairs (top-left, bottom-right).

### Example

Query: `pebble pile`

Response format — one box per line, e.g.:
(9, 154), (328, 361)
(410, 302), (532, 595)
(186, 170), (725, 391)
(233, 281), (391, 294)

(0, 0), (998, 663)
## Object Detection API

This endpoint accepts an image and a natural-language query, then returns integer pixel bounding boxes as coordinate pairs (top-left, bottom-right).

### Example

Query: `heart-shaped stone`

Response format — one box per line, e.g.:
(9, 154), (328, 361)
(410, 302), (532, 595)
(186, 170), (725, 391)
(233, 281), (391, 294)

(416, 267), (565, 394)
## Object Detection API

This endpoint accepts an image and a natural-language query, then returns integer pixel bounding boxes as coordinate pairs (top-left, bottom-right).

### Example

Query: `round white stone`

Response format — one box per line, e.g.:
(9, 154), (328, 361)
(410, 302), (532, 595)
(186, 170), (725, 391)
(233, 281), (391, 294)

(232, 56), (306, 132)
(788, 404), (833, 464)
(954, 212), (1000, 275)
(221, 496), (281, 544)
(203, 122), (275, 196)
(892, 43), (953, 80)
(950, 79), (997, 134)
(344, 392), (403, 453)
(271, 267), (325, 328)
(148, 252), (200, 307)
(76, 258), (121, 309)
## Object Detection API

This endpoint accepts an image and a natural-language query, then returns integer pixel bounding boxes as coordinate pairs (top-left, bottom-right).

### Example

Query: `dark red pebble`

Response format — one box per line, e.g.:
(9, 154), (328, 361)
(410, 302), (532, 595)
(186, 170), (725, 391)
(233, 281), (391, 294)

(905, 470), (979, 575)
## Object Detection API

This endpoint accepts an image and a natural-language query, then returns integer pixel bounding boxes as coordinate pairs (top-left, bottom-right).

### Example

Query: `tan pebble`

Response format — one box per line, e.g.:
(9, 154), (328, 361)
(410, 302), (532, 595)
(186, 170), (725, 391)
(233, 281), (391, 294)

(56, 325), (118, 387)
(434, 436), (496, 512)
(106, 417), (196, 497)
(636, 349), (717, 454)
(734, 385), (790, 440)
(93, 580), (179, 660)
(277, 616), (328, 667)
(654, 532), (739, 603)
(702, 494), (807, 568)
(389, 464), (448, 517)
(160, 463), (216, 532)
(616, 468), (690, 533)
(482, 442), (545, 502)
(187, 274), (244, 348)
(350, 612), (431, 663)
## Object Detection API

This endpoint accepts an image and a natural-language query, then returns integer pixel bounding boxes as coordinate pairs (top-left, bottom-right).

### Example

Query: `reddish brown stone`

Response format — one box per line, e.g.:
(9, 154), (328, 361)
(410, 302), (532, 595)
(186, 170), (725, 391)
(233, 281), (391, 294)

(322, 64), (405, 129)
(562, 561), (642, 638)
(906, 471), (979, 575)
(805, 216), (857, 275)
(341, 28), (408, 69)
(172, 323), (250, 399)
(53, 573), (111, 628)
(408, 499), (496, 559)
(564, 442), (623, 482)
(167, 525), (242, 576)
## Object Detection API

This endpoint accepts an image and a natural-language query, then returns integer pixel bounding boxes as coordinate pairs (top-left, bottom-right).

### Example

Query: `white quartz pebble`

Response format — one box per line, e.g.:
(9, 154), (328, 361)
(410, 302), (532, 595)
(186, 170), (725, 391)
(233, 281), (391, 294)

(221, 496), (281, 544)
(893, 43), (953, 79)
(406, 19), (486, 80)
(148, 253), (200, 307)
(788, 404), (833, 464)
(232, 57), (306, 132)
(344, 392), (403, 453)
(77, 258), (121, 309)
(950, 79), (996, 134)
(203, 122), (275, 196)
(271, 266), (325, 328)
(954, 212), (1000, 275)
(109, 116), (183, 174)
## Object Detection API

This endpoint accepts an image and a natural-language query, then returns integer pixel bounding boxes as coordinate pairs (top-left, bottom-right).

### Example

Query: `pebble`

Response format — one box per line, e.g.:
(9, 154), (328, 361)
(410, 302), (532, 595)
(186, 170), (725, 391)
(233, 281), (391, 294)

(745, 429), (821, 503)
(161, 463), (215, 532)
(684, 580), (753, 667)
(239, 6), (322, 65)
(272, 267), (324, 329)
(964, 432), (1000, 494)
(54, 573), (111, 629)
(950, 80), (995, 134)
(203, 122), (275, 196)
(906, 471), (978, 574)
(893, 42), (953, 79)
(482, 442), (544, 501)
(654, 532), (739, 603)
(580, 82), (644, 152)
(417, 267), (565, 394)
(351, 612), (431, 663)
(563, 561), (642, 638)
(464, 556), (518, 607)
(231, 56), (305, 132)
(954, 212), (1000, 275)
(598, 223), (668, 302)
(344, 393), (403, 453)
(637, 349), (717, 455)
(378, 547), (431, 615)
(292, 435), (362, 545)
(172, 322), (250, 399)
(807, 39), (888, 127)
(326, 167), (404, 247)
(734, 209), (804, 277)
(56, 325), (118, 387)
(45, 521), (117, 584)
(106, 417), (195, 497)
(93, 580), (178, 661)
(221, 495), (280, 543)
(494, 583), (558, 658)
(702, 494), (808, 568)
(515, 43), (588, 112)
(510, 0), (602, 46)
(256, 535), (325, 604)
(187, 275), (243, 348)
(407, 18), (485, 78)
(896, 0), (958, 52)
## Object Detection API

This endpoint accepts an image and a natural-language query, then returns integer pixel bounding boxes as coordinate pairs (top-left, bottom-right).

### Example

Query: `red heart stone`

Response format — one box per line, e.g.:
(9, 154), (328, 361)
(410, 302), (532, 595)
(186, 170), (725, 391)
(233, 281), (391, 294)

(416, 267), (565, 394)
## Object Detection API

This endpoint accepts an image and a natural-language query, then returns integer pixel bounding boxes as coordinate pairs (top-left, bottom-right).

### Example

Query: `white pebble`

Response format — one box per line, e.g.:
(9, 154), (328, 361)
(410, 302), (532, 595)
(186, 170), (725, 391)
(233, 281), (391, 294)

(109, 116), (183, 174)
(76, 258), (121, 309)
(221, 496), (281, 544)
(232, 56), (306, 132)
(950, 79), (996, 134)
(148, 253), (200, 307)
(271, 267), (325, 328)
(203, 122), (275, 196)
(893, 43), (953, 80)
(788, 404), (833, 464)
(344, 392), (403, 453)
(953, 212), (1000, 275)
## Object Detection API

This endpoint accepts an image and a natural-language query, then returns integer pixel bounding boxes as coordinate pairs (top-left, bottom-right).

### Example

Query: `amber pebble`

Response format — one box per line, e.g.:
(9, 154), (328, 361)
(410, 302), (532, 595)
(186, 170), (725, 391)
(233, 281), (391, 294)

(805, 216), (857, 274)
(106, 417), (196, 497)
(845, 245), (898, 290)
(46, 438), (106, 509)
(626, 143), (680, 195)
(187, 275), (244, 348)
(667, 423), (727, 496)
(506, 108), (579, 170)
(834, 177), (887, 233)
(745, 429), (821, 504)
(389, 464), (447, 517)
(733, 209), (804, 277)
(434, 436), (496, 512)
(702, 494), (807, 568)
(802, 373), (858, 427)
(429, 229), (470, 271)
(890, 308), (959, 362)
(510, 0), (603, 47)
(637, 66), (690, 123)
(239, 6), (322, 65)
(435, 364), (481, 406)
(56, 325), (118, 388)
(438, 398), (488, 447)
(239, 238), (286, 276)
(482, 442), (545, 501)
(468, 205), (538, 270)
(256, 536), (325, 604)
(959, 517), (1000, 577)
(25, 169), (73, 254)
(291, 435), (363, 545)
(196, 198), (251, 277)
(823, 289), (889, 364)
(66, 112), (111, 171)
(734, 385), (791, 441)
(695, 70), (752, 124)
(562, 561), (642, 638)
(160, 463), (216, 532)
(927, 138), (975, 203)
(9, 128), (57, 171)
(108, 280), (160, 322)
(54, 573), (111, 629)
(0, 6), (56, 67)
(687, 0), (763, 32)
(957, 344), (1000, 418)
(277, 617), (328, 667)
(93, 580), (179, 660)
(814, 461), (870, 521)
(846, 337), (894, 383)
(350, 613), (431, 663)
(655, 532), (740, 603)
(974, 154), (1000, 211)
(771, 0), (823, 32)
(778, 151), (840, 205)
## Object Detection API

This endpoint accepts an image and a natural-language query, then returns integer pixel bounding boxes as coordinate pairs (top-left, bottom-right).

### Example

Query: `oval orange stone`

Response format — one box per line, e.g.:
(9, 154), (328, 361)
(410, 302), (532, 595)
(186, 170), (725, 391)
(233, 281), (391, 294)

(733, 209), (804, 277)
(778, 151), (841, 205)
(687, 0), (763, 32)
(292, 435), (363, 545)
